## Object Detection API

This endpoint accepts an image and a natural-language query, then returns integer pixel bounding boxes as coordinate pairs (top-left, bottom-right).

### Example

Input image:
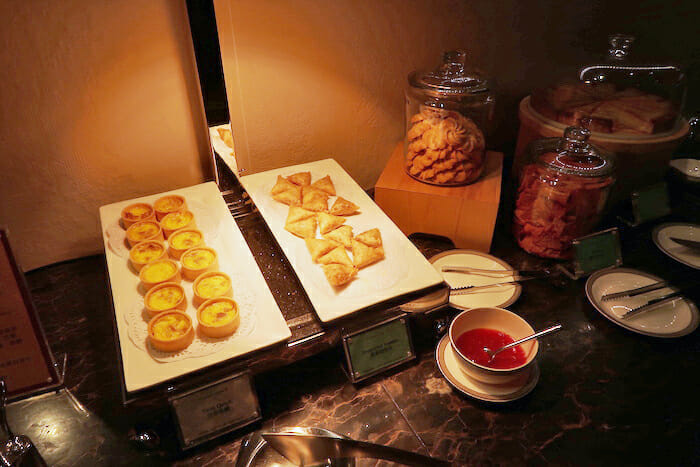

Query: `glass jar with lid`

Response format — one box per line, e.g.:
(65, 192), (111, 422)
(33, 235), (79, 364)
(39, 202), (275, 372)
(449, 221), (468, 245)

(513, 127), (616, 259)
(404, 50), (495, 186)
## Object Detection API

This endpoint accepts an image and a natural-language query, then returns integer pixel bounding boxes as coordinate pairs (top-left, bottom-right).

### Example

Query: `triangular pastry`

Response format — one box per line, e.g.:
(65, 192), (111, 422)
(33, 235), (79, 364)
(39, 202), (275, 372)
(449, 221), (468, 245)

(322, 263), (357, 287)
(217, 128), (234, 149)
(355, 228), (382, 247)
(318, 212), (346, 234)
(305, 238), (338, 262)
(287, 172), (311, 186)
(330, 197), (360, 216)
(271, 175), (297, 195)
(284, 216), (317, 238)
(272, 187), (301, 206)
(351, 239), (385, 269)
(310, 175), (336, 196)
(302, 186), (329, 212)
(286, 206), (315, 224)
(323, 225), (353, 249)
(318, 246), (352, 266)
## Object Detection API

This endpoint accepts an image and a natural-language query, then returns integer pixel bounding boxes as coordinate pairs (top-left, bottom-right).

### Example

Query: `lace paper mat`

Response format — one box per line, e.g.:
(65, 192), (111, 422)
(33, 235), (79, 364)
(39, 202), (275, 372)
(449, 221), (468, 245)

(125, 281), (257, 363)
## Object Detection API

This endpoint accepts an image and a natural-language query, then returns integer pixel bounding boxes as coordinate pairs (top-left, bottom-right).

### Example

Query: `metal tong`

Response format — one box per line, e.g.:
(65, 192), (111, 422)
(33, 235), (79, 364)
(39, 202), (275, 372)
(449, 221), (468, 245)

(444, 267), (552, 295)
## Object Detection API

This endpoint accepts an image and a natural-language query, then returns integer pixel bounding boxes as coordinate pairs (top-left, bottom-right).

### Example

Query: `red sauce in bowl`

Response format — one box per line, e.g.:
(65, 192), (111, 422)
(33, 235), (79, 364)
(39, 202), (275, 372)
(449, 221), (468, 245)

(455, 328), (527, 369)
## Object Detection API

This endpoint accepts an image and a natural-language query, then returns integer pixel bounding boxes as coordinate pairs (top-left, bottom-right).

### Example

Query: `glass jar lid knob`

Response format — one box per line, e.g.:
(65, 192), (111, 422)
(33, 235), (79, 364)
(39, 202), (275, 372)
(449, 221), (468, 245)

(558, 127), (591, 156)
(608, 34), (635, 61)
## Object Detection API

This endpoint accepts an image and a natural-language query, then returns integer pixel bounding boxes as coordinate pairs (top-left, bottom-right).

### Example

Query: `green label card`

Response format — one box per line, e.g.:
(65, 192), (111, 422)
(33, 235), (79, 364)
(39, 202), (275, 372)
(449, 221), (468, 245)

(573, 228), (622, 275)
(345, 318), (413, 381)
(633, 183), (671, 225)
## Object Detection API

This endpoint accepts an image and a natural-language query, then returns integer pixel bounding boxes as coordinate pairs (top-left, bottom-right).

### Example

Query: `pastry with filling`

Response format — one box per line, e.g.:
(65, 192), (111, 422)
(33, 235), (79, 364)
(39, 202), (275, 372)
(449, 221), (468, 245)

(144, 282), (186, 317)
(284, 207), (317, 238)
(148, 310), (194, 352)
(153, 195), (187, 221)
(139, 259), (181, 291)
(310, 175), (336, 196)
(160, 210), (196, 238)
(193, 271), (233, 307)
(301, 186), (329, 212)
(305, 238), (339, 263)
(121, 203), (155, 228)
(271, 176), (302, 206)
(317, 212), (345, 235)
(287, 172), (311, 186)
(330, 197), (360, 216)
(168, 228), (204, 259)
(129, 240), (167, 271)
(181, 246), (219, 281)
(217, 128), (234, 148)
(126, 221), (164, 248)
(318, 246), (352, 266)
(352, 228), (385, 269)
(197, 297), (241, 338)
(322, 263), (357, 287)
(322, 225), (353, 249)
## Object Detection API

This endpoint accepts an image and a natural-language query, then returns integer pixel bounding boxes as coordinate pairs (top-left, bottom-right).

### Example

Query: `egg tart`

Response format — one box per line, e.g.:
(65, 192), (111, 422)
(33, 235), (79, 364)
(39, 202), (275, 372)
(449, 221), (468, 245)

(129, 240), (167, 271)
(153, 195), (187, 221)
(160, 210), (196, 238)
(121, 203), (155, 228)
(197, 297), (240, 338)
(168, 228), (204, 259)
(139, 259), (181, 291)
(181, 246), (219, 281)
(148, 310), (194, 352)
(144, 282), (186, 317)
(193, 271), (233, 307)
(126, 221), (164, 248)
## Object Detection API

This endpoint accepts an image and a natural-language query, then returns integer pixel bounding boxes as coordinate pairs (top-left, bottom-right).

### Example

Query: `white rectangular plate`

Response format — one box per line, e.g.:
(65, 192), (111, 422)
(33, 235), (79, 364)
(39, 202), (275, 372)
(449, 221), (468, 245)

(99, 182), (290, 393)
(241, 159), (443, 322)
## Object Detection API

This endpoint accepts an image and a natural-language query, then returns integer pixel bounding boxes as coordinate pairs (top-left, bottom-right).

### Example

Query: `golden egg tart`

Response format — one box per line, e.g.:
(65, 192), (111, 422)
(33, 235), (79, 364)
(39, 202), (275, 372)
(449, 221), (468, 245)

(129, 240), (167, 271)
(193, 271), (233, 307)
(144, 282), (186, 317)
(148, 310), (194, 352)
(121, 203), (155, 228)
(154, 195), (187, 221)
(160, 210), (196, 238)
(168, 228), (204, 260)
(139, 259), (181, 291)
(181, 246), (218, 281)
(197, 297), (240, 338)
(126, 221), (164, 248)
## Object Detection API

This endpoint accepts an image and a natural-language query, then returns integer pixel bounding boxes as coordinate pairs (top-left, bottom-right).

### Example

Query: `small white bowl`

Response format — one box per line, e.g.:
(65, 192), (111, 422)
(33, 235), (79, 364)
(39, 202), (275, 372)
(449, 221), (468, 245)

(448, 307), (538, 384)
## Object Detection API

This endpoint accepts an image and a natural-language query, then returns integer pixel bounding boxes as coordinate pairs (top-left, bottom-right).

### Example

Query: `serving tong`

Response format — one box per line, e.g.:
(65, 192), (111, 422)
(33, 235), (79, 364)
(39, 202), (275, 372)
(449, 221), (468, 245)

(444, 266), (554, 295)
(602, 280), (697, 320)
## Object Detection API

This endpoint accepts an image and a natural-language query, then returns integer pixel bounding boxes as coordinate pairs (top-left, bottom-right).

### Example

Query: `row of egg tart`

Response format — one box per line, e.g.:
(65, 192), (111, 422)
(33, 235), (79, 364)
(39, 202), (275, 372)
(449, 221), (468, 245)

(120, 195), (240, 352)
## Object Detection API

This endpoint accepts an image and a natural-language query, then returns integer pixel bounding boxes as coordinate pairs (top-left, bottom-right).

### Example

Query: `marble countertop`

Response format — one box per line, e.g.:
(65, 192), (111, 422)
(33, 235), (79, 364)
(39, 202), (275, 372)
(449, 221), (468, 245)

(6, 183), (700, 465)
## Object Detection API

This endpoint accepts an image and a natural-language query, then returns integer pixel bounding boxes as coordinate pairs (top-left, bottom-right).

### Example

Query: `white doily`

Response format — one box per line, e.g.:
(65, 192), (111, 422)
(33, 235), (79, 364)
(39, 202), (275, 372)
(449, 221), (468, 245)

(125, 280), (257, 363)
(105, 200), (221, 259)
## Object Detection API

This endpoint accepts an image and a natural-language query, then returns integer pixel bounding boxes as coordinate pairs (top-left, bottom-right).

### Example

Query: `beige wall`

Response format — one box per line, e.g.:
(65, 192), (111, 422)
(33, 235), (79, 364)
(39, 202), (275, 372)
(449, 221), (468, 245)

(0, 0), (211, 270)
(214, 0), (601, 189)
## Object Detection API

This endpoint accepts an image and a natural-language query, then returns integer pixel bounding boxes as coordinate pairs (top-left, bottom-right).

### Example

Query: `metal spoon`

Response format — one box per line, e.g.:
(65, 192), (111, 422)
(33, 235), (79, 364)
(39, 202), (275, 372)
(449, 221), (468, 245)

(483, 324), (562, 361)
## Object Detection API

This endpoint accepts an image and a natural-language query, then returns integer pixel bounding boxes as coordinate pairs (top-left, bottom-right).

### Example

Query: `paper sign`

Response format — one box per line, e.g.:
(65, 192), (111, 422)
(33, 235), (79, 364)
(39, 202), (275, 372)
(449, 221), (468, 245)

(343, 315), (414, 382)
(170, 371), (261, 449)
(572, 228), (623, 276)
(0, 230), (59, 400)
(632, 183), (671, 225)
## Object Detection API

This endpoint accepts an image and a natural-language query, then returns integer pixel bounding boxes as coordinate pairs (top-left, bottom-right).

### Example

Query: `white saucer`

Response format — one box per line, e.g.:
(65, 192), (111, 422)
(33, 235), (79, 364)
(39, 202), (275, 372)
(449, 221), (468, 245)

(585, 268), (699, 338)
(430, 250), (522, 310)
(652, 223), (700, 270)
(670, 158), (700, 179)
(435, 335), (539, 403)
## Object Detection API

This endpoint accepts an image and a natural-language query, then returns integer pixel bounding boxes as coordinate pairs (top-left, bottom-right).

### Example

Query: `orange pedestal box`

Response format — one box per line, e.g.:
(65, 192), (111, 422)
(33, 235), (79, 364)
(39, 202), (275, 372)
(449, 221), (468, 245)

(375, 143), (503, 252)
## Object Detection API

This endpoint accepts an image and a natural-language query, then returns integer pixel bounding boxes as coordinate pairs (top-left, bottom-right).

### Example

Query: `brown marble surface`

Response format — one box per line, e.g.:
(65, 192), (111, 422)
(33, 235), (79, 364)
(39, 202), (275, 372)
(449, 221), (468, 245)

(5, 169), (700, 465)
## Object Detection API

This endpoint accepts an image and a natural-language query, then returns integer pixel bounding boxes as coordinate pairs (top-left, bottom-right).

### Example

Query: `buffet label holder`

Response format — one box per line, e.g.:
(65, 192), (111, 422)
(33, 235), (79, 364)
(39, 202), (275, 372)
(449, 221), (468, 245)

(169, 370), (261, 450)
(0, 229), (63, 403)
(619, 182), (672, 227)
(558, 227), (623, 280)
(340, 307), (415, 383)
